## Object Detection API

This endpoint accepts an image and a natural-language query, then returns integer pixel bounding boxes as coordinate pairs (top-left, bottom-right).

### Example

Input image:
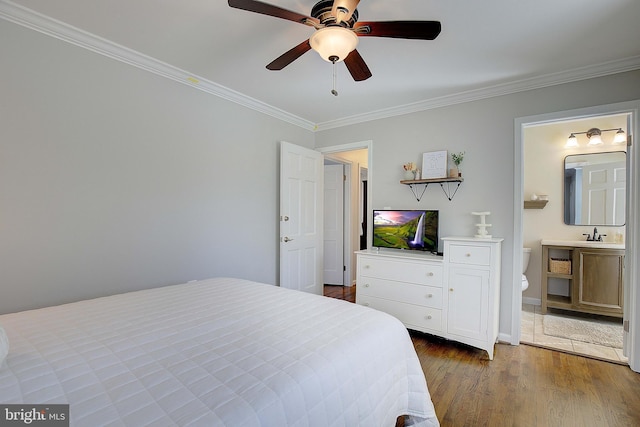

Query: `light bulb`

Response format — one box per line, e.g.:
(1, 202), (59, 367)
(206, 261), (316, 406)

(588, 134), (603, 145)
(565, 134), (578, 148)
(613, 128), (626, 144)
(586, 128), (603, 146)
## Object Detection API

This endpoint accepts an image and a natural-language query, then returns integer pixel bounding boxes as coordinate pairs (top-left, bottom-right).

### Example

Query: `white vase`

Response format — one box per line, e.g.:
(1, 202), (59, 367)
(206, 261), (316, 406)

(404, 170), (415, 180)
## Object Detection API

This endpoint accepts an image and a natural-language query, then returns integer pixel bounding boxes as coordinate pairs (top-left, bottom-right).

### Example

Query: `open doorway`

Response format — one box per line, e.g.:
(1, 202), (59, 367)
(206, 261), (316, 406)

(513, 101), (639, 372)
(319, 142), (372, 289)
(520, 113), (628, 363)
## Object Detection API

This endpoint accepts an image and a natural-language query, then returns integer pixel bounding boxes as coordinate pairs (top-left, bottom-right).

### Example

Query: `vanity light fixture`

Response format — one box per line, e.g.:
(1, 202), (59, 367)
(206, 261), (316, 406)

(566, 133), (578, 147)
(586, 128), (603, 145)
(613, 128), (627, 144)
(564, 127), (626, 148)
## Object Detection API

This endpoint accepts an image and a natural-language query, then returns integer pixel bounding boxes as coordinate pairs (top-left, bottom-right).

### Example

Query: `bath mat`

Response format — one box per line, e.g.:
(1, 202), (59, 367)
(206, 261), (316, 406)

(543, 314), (623, 348)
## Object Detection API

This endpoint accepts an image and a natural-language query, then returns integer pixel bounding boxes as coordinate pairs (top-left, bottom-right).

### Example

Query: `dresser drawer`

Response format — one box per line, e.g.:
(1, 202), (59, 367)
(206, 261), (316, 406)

(448, 244), (491, 266)
(358, 256), (443, 286)
(358, 278), (442, 308)
(357, 295), (443, 333)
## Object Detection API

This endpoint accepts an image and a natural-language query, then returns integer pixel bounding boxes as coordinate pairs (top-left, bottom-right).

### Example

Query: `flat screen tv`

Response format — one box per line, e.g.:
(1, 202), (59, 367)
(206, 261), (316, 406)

(372, 210), (439, 253)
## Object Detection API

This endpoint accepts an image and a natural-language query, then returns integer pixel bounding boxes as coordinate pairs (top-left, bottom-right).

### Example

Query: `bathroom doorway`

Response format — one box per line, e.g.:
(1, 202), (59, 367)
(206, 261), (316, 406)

(521, 114), (629, 363)
(513, 101), (639, 371)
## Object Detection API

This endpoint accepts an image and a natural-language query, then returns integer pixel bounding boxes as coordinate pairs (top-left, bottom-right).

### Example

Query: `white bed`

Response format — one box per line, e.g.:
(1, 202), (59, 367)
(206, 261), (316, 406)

(0, 277), (438, 426)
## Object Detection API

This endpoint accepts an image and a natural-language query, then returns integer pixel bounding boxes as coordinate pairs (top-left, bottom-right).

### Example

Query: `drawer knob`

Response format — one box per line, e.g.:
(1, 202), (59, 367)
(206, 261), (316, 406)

(364, 283), (370, 288)
(450, 288), (454, 292)
(364, 302), (370, 307)
(425, 315), (432, 320)
(427, 272), (434, 277)
(364, 265), (370, 269)
(466, 253), (471, 257)
(426, 294), (433, 298)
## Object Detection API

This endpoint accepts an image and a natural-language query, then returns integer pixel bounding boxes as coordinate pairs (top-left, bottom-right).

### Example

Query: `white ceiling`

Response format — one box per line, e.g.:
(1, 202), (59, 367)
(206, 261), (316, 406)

(4, 0), (640, 129)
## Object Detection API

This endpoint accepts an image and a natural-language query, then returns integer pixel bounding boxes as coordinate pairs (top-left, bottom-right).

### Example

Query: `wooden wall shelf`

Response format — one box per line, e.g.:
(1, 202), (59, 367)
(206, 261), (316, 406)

(524, 200), (548, 209)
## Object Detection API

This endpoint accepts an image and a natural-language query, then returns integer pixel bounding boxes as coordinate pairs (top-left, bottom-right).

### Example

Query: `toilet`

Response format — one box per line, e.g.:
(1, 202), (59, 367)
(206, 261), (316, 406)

(522, 248), (531, 291)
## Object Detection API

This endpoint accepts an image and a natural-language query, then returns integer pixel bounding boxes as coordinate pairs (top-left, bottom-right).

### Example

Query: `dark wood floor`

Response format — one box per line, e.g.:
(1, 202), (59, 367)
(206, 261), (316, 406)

(324, 285), (640, 426)
(323, 284), (356, 303)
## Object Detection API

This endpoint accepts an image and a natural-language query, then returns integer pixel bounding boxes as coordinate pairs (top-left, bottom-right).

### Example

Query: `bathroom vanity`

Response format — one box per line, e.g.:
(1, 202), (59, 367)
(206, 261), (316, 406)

(541, 240), (624, 318)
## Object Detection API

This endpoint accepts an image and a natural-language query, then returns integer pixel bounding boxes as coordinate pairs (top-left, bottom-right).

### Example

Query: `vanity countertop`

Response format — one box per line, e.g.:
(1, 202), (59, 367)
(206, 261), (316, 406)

(541, 239), (625, 250)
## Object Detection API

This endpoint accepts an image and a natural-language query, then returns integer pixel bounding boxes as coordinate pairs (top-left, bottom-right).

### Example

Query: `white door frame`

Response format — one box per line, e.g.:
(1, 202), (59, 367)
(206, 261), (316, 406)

(513, 100), (640, 372)
(318, 141), (373, 288)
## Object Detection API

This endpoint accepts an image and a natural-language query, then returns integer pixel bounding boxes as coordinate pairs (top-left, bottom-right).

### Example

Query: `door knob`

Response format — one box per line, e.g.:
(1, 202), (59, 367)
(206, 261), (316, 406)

(282, 237), (294, 242)
(281, 215), (289, 221)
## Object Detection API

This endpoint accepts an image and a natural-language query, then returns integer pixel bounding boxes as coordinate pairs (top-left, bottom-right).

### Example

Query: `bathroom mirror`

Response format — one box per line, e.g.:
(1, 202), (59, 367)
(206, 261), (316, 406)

(564, 151), (626, 226)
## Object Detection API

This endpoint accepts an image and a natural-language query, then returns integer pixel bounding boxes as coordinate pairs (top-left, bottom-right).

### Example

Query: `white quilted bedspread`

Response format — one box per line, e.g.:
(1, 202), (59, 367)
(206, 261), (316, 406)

(0, 278), (438, 426)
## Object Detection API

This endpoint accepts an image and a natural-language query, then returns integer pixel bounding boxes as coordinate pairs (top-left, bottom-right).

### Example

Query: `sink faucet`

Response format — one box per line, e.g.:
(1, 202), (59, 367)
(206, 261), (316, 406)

(583, 227), (606, 242)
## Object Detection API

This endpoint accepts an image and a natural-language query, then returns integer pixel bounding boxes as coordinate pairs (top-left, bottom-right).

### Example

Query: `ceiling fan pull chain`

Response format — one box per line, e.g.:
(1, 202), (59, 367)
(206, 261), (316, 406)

(331, 57), (338, 96)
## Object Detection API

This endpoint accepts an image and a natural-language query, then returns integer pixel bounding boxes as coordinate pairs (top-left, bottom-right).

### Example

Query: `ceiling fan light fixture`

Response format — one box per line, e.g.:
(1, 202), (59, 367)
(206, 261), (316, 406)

(309, 26), (359, 63)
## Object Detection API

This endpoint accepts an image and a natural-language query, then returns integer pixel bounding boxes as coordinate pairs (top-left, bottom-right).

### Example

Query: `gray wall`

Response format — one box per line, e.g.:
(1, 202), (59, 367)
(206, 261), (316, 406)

(0, 21), (314, 314)
(314, 70), (640, 340)
(2, 15), (639, 338)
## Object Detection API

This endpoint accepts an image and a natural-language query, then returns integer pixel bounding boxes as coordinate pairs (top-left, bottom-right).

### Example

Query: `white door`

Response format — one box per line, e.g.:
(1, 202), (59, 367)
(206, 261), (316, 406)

(280, 141), (324, 294)
(324, 164), (344, 285)
(581, 161), (626, 225)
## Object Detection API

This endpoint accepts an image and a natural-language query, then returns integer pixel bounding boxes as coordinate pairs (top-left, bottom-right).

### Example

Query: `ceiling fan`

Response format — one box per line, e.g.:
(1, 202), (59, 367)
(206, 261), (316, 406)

(228, 0), (441, 82)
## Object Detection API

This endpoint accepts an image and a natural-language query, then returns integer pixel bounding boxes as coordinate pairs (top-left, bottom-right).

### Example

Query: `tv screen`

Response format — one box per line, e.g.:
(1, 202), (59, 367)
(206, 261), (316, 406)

(373, 210), (439, 253)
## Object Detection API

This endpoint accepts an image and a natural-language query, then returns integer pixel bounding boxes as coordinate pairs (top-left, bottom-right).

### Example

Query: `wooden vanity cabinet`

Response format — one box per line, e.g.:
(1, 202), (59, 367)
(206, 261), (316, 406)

(575, 248), (624, 316)
(542, 243), (624, 318)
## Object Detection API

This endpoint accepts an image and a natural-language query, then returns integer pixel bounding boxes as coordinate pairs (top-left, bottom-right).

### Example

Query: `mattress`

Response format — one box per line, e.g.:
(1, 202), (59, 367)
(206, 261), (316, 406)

(0, 277), (438, 426)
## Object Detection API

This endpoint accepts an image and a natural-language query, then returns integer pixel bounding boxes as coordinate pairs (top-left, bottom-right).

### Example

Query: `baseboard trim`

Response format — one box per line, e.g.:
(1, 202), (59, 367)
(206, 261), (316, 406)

(523, 297), (541, 306)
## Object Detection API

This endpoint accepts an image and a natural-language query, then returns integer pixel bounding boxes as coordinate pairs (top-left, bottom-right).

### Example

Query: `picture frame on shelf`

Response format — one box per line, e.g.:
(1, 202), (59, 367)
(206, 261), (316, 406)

(422, 150), (448, 179)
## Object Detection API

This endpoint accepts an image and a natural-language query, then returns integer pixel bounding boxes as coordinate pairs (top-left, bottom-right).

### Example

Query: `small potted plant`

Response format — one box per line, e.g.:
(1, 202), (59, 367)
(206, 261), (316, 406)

(451, 151), (465, 177)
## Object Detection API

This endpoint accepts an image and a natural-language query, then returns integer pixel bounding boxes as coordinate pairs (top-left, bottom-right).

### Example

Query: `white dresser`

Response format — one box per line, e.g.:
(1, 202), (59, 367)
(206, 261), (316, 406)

(356, 250), (444, 335)
(356, 236), (503, 360)
(442, 237), (503, 360)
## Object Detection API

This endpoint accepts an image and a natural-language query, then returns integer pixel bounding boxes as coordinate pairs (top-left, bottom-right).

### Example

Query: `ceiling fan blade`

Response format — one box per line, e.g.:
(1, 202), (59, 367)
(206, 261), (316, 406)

(344, 49), (372, 81)
(228, 0), (319, 26)
(266, 40), (312, 70)
(354, 21), (442, 40)
(331, 0), (360, 24)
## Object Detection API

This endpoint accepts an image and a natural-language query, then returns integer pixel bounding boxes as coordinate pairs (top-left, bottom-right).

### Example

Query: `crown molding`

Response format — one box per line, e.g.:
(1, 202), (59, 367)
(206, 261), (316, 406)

(2, 0), (639, 133)
(0, 0), (316, 131)
(315, 55), (640, 131)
